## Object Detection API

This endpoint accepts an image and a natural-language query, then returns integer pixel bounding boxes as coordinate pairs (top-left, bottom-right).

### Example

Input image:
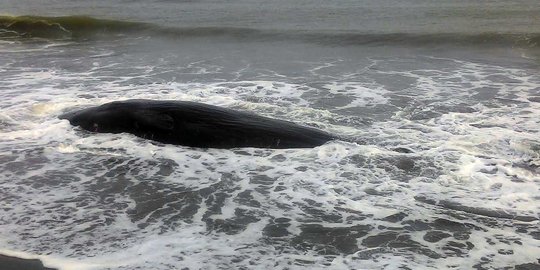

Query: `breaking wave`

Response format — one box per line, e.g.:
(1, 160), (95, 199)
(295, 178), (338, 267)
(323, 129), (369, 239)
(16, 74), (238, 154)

(1, 15), (539, 48)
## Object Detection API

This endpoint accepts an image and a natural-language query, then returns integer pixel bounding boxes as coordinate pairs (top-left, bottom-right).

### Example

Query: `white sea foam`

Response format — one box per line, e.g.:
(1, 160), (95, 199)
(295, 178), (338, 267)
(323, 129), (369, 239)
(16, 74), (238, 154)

(0, 39), (539, 270)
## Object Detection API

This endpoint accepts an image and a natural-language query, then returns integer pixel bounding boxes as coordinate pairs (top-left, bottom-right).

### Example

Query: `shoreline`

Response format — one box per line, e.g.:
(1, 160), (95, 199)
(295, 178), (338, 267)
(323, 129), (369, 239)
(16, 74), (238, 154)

(0, 253), (57, 270)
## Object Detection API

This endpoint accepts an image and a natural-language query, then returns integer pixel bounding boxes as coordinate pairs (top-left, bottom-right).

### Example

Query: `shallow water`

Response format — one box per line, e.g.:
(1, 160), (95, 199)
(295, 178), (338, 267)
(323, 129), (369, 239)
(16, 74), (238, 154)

(1, 1), (539, 269)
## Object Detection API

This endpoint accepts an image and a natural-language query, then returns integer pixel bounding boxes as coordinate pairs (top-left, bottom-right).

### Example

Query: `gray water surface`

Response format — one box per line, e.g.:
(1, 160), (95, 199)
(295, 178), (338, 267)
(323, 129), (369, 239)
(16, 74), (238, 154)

(1, 1), (539, 269)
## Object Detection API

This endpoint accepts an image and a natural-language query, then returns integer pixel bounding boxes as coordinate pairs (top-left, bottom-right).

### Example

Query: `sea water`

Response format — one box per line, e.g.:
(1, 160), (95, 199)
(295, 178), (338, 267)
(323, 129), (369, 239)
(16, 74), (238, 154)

(0, 1), (539, 269)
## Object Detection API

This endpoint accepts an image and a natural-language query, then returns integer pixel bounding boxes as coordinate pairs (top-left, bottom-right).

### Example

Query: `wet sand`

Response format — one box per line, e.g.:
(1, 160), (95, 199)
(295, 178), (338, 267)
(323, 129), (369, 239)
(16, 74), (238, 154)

(0, 254), (57, 270)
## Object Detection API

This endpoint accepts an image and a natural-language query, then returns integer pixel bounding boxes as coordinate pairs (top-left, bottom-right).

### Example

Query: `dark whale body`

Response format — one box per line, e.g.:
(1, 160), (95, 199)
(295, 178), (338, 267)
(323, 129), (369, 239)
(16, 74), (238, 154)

(59, 99), (336, 149)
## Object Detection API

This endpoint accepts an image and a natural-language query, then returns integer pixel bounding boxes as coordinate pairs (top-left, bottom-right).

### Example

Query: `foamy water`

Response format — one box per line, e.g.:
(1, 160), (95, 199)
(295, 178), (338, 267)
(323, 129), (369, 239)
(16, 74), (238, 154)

(1, 12), (539, 270)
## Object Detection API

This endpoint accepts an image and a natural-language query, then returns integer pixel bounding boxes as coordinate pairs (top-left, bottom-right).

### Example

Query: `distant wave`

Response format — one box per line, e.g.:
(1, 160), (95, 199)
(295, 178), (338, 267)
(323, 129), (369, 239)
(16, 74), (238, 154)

(1, 15), (539, 48)
(0, 15), (151, 39)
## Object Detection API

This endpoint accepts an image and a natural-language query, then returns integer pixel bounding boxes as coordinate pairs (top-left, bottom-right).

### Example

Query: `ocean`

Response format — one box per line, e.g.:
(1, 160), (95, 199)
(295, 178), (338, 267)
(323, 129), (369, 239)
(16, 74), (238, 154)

(0, 1), (539, 269)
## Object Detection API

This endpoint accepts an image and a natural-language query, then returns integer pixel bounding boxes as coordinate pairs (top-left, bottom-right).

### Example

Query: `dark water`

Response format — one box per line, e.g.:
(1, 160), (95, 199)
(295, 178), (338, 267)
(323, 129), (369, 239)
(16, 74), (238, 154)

(1, 1), (539, 269)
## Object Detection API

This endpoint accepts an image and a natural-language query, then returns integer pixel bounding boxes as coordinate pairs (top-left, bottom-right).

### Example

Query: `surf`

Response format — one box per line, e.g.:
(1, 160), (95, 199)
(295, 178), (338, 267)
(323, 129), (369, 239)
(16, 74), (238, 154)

(1, 15), (539, 49)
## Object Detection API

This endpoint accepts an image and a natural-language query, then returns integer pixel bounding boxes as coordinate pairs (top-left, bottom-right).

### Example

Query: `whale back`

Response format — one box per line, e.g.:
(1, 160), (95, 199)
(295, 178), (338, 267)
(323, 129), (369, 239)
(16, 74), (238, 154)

(60, 99), (335, 149)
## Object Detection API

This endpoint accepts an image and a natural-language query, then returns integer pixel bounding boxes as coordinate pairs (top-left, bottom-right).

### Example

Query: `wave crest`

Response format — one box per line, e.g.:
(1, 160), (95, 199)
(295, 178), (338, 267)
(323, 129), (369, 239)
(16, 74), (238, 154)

(1, 15), (538, 48)
(0, 15), (150, 39)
